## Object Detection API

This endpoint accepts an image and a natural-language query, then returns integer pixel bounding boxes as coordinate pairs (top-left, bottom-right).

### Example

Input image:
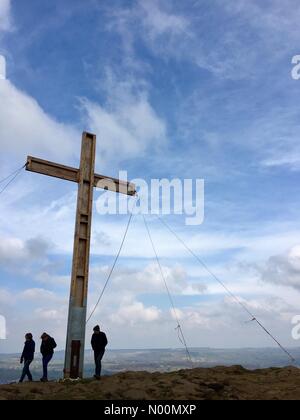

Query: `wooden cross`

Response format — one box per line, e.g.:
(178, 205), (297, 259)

(26, 132), (136, 379)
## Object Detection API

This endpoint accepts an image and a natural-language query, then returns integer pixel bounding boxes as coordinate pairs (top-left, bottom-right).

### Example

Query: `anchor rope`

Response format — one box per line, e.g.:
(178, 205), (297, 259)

(142, 214), (193, 365)
(86, 197), (137, 324)
(154, 214), (297, 364)
(2, 161), (294, 365)
(0, 164), (26, 197)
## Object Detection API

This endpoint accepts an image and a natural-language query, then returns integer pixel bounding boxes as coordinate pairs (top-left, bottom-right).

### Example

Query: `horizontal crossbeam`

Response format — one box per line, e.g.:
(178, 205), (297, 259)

(26, 156), (136, 196)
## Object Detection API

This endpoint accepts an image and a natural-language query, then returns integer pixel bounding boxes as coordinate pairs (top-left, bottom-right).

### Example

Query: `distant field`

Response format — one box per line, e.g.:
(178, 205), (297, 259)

(0, 347), (299, 384)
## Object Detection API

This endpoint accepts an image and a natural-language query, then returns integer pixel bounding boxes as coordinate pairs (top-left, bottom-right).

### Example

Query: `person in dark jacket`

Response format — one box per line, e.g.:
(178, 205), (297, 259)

(91, 325), (108, 380)
(19, 333), (35, 383)
(40, 332), (56, 382)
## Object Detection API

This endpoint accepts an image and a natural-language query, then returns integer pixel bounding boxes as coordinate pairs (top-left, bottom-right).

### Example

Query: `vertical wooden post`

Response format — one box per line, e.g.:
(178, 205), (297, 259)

(64, 132), (96, 379)
(26, 131), (136, 380)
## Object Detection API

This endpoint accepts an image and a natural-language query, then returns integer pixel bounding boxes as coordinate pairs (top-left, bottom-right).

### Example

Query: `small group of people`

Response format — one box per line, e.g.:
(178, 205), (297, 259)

(19, 325), (108, 383)
(19, 332), (57, 383)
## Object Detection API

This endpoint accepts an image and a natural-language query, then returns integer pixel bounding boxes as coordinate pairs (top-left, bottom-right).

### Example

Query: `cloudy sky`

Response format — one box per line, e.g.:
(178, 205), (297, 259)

(0, 0), (300, 356)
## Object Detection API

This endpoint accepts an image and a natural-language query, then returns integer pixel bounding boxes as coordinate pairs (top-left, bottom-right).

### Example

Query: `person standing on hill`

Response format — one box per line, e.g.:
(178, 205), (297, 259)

(19, 333), (35, 383)
(91, 325), (108, 380)
(40, 332), (57, 382)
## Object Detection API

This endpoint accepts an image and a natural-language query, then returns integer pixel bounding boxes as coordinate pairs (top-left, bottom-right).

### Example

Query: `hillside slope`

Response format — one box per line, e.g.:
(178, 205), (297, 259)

(0, 366), (299, 400)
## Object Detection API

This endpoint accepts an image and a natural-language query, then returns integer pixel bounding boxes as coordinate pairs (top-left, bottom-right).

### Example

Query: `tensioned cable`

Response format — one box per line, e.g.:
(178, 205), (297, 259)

(142, 214), (193, 365)
(154, 214), (296, 364)
(0, 164), (26, 196)
(86, 197), (137, 324)
(0, 164), (26, 184)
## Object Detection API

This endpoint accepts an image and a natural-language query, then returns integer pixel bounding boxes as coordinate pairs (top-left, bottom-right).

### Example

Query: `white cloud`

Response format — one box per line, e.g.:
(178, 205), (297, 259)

(0, 0), (11, 32)
(2, 181), (300, 265)
(0, 237), (26, 263)
(0, 2), (167, 193)
(221, 0), (300, 47)
(0, 190), (78, 266)
(105, 0), (189, 71)
(138, 0), (189, 39)
(258, 245), (300, 291)
(90, 262), (206, 301)
(110, 301), (161, 326)
(107, 0), (300, 81)
(0, 287), (14, 305)
(0, 260), (299, 352)
(1, 0), (300, 355)
(0, 54), (6, 79)
(34, 272), (70, 287)
(107, 1), (192, 71)
(177, 86), (300, 172)
(80, 74), (167, 169)
(0, 68), (167, 177)
(0, 236), (50, 269)
(244, 108), (300, 171)
(92, 292), (299, 350)
(0, 80), (79, 161)
(20, 288), (63, 303)
(34, 307), (66, 321)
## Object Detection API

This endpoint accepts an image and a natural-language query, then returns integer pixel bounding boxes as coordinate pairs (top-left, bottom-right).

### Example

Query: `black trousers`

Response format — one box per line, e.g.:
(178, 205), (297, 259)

(20, 360), (33, 382)
(94, 350), (105, 377)
(42, 354), (53, 379)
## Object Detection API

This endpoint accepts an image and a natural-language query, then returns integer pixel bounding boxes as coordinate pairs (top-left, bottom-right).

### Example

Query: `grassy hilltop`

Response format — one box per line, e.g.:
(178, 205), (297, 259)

(0, 366), (300, 400)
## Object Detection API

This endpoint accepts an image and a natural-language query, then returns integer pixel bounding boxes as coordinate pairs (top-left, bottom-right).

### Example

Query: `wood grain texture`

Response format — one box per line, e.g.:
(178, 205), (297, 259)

(26, 156), (136, 195)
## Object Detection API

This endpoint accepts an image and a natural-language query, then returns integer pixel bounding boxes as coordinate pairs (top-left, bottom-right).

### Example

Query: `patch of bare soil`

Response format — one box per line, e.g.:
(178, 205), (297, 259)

(0, 366), (299, 400)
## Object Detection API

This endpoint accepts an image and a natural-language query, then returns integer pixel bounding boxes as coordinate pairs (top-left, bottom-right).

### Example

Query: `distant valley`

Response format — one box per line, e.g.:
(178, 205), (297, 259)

(0, 347), (299, 384)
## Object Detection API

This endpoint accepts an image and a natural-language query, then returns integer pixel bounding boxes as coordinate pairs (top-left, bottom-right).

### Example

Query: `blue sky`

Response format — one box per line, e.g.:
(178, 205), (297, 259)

(1, 0), (300, 354)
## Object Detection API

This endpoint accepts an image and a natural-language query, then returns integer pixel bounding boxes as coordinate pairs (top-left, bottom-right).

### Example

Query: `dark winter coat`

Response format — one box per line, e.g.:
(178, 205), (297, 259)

(91, 332), (108, 353)
(40, 336), (57, 357)
(21, 340), (35, 361)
